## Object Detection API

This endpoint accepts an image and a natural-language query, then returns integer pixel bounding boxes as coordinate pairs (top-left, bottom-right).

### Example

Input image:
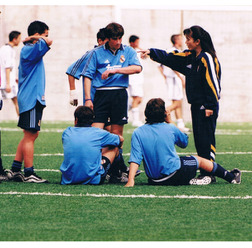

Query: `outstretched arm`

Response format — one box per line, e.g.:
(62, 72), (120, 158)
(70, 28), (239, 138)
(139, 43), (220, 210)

(124, 162), (140, 187)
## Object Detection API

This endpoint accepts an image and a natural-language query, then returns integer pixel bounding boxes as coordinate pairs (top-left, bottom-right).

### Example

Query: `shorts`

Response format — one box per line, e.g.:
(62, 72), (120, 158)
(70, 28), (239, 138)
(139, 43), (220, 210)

(128, 79), (144, 97)
(165, 76), (183, 101)
(93, 89), (128, 125)
(148, 156), (199, 186)
(18, 101), (45, 132)
(99, 156), (111, 185)
(0, 83), (18, 99)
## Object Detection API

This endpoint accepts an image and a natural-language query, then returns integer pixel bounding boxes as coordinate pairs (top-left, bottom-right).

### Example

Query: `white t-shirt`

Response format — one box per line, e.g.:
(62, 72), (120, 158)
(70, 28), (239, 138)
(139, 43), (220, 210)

(0, 44), (16, 89)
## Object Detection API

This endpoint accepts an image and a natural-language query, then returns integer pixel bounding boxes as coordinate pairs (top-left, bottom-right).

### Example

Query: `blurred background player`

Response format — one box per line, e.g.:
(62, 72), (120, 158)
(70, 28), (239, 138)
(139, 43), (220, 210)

(128, 35), (144, 127)
(5, 20), (53, 183)
(0, 30), (21, 116)
(60, 106), (124, 185)
(67, 28), (107, 106)
(158, 34), (189, 132)
(82, 22), (142, 182)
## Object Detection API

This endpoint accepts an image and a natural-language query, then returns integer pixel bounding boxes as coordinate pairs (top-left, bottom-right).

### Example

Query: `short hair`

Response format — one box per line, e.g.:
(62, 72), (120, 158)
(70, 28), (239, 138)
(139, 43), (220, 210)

(145, 98), (166, 124)
(9, 31), (21, 42)
(129, 35), (139, 43)
(28, 20), (49, 36)
(105, 22), (124, 39)
(170, 34), (181, 45)
(74, 106), (95, 127)
(97, 28), (106, 41)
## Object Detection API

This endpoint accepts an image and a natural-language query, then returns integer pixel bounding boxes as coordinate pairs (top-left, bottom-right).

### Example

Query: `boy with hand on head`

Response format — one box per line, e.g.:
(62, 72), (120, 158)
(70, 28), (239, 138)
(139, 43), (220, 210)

(5, 20), (52, 183)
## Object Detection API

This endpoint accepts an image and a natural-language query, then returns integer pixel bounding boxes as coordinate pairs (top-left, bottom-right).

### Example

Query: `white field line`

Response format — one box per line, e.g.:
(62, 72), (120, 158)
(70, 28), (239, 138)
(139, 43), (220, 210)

(1, 127), (252, 135)
(0, 191), (251, 200)
(2, 151), (252, 157)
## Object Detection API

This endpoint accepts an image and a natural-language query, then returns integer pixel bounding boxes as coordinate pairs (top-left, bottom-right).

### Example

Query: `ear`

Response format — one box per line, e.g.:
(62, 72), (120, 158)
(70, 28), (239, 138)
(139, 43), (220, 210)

(74, 118), (78, 126)
(195, 39), (201, 46)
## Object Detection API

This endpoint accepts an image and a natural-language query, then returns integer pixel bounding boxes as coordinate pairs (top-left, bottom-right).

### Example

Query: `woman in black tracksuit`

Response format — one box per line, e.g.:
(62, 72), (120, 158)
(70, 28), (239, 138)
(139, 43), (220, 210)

(141, 26), (221, 179)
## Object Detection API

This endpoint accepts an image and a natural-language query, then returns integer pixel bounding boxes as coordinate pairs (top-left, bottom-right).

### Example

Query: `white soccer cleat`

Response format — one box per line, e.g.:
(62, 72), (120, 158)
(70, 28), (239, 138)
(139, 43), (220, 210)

(189, 176), (212, 185)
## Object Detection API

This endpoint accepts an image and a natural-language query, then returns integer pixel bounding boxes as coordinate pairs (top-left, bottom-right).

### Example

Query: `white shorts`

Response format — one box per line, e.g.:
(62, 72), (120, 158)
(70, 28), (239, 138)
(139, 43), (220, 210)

(0, 83), (18, 99)
(165, 76), (183, 101)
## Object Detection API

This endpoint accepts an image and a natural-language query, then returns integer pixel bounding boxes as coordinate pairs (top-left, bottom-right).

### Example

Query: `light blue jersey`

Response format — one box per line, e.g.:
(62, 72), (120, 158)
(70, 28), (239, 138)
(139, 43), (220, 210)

(66, 49), (96, 104)
(82, 43), (142, 88)
(18, 38), (50, 114)
(129, 123), (188, 179)
(60, 126), (120, 185)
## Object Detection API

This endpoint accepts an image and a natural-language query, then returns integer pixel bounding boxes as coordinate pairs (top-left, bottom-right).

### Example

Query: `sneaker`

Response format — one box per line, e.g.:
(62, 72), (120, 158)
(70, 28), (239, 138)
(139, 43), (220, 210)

(24, 172), (48, 183)
(230, 168), (241, 184)
(197, 174), (216, 183)
(189, 176), (212, 185)
(0, 171), (9, 181)
(5, 169), (25, 182)
(108, 172), (128, 183)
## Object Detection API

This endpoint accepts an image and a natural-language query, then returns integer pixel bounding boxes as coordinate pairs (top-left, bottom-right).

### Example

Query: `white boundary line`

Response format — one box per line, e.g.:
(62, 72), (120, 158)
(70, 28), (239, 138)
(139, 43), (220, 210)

(0, 191), (251, 200)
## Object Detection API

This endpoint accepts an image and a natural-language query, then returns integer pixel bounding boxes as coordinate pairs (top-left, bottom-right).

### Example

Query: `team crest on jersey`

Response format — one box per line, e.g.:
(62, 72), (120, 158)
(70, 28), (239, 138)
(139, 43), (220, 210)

(120, 55), (125, 63)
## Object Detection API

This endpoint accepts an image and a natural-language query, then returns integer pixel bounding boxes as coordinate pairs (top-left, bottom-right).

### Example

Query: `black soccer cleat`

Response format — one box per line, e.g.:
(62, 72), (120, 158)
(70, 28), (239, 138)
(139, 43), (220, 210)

(5, 169), (25, 182)
(24, 172), (48, 183)
(230, 168), (241, 184)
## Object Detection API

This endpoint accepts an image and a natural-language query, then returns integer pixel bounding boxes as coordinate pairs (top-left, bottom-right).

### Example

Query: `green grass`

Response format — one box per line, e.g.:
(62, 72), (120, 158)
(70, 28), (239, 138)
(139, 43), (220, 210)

(0, 121), (251, 241)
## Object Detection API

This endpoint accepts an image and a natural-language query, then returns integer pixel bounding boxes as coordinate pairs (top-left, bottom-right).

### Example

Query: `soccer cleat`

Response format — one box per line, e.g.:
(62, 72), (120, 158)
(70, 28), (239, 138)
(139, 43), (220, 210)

(24, 172), (48, 183)
(189, 176), (212, 185)
(0, 171), (9, 181)
(197, 174), (216, 183)
(108, 172), (128, 183)
(5, 169), (25, 182)
(230, 168), (241, 184)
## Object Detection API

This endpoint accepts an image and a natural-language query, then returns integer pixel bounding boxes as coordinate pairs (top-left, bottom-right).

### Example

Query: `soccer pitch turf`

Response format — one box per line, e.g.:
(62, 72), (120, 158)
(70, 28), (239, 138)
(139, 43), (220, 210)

(0, 121), (251, 241)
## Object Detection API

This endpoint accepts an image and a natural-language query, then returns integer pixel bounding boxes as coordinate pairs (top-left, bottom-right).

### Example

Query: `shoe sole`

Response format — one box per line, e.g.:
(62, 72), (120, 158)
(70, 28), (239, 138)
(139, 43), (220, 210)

(189, 176), (212, 185)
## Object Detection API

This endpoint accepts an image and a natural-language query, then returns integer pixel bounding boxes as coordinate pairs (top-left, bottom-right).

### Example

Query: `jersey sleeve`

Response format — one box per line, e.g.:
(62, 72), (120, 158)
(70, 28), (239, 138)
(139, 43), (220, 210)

(171, 124), (188, 148)
(1, 48), (13, 69)
(128, 131), (143, 166)
(66, 51), (90, 79)
(149, 48), (192, 75)
(100, 130), (120, 148)
(81, 50), (97, 80)
(200, 54), (221, 110)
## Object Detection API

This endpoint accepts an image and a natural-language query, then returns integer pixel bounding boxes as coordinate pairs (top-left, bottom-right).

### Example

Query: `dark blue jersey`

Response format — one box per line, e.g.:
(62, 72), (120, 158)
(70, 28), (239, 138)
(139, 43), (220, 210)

(149, 49), (221, 110)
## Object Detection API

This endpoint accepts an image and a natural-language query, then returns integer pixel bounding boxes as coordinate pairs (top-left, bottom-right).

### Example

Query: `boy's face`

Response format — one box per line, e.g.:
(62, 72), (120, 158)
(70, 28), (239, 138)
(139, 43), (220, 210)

(41, 29), (49, 37)
(13, 34), (21, 46)
(108, 36), (122, 51)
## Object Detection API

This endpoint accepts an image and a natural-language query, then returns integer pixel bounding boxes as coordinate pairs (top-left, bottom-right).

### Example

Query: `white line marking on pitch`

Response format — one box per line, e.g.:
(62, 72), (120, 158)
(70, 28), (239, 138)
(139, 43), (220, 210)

(0, 191), (251, 200)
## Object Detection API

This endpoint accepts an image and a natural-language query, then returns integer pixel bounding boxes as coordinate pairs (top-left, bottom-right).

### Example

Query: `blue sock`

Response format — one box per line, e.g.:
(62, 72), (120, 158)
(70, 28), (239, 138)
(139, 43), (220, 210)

(211, 162), (235, 183)
(11, 160), (22, 172)
(24, 166), (34, 176)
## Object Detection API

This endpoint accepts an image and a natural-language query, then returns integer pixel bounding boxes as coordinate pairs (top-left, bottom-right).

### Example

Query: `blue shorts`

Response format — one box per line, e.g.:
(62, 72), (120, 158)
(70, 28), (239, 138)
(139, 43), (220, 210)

(18, 101), (45, 132)
(148, 156), (199, 186)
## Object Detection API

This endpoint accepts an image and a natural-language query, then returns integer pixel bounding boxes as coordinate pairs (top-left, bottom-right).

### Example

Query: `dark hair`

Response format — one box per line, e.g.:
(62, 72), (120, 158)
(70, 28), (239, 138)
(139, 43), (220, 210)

(105, 22), (124, 39)
(74, 106), (94, 127)
(28, 20), (49, 36)
(145, 98), (166, 124)
(129, 35), (139, 43)
(170, 34), (180, 45)
(97, 28), (106, 41)
(9, 31), (21, 42)
(183, 25), (216, 58)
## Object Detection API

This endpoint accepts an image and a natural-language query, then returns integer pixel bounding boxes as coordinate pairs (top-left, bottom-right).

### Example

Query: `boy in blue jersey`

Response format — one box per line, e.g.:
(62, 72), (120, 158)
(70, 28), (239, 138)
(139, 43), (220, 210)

(67, 28), (107, 106)
(60, 106), (124, 185)
(82, 22), (142, 182)
(125, 98), (241, 187)
(5, 21), (52, 183)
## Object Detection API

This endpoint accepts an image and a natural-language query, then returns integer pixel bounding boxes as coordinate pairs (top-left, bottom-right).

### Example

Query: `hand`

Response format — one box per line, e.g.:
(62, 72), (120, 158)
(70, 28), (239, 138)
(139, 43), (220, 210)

(125, 179), (135, 187)
(138, 49), (150, 59)
(101, 69), (116, 80)
(85, 99), (93, 110)
(165, 109), (172, 123)
(5, 84), (11, 93)
(69, 89), (78, 106)
(205, 109), (213, 117)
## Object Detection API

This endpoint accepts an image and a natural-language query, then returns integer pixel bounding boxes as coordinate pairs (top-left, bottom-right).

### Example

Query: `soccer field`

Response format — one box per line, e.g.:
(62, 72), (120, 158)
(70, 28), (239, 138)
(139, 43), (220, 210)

(0, 121), (251, 241)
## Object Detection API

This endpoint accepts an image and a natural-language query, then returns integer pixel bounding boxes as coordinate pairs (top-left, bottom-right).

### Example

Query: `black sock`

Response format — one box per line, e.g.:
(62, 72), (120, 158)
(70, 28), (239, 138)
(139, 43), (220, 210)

(11, 160), (22, 172)
(212, 162), (235, 183)
(24, 166), (34, 177)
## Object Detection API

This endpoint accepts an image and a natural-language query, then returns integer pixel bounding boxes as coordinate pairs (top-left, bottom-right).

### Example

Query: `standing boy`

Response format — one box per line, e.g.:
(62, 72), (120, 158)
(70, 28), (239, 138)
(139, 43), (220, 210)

(82, 22), (142, 182)
(0, 31), (21, 115)
(6, 21), (52, 183)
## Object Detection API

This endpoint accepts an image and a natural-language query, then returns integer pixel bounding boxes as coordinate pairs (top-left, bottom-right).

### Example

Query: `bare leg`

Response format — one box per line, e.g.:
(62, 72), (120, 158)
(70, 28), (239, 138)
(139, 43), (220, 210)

(11, 97), (19, 116)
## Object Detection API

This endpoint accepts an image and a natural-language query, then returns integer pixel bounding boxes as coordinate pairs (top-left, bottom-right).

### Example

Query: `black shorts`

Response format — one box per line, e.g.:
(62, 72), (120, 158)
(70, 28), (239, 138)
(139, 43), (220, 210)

(18, 101), (45, 132)
(93, 89), (128, 125)
(99, 156), (111, 185)
(148, 156), (199, 186)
